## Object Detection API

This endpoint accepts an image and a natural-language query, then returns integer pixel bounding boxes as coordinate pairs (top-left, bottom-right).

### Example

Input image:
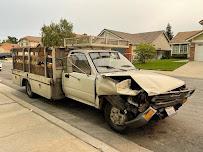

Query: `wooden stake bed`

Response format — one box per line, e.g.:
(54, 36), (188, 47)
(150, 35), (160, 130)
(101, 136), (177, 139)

(12, 47), (69, 100)
(12, 47), (69, 79)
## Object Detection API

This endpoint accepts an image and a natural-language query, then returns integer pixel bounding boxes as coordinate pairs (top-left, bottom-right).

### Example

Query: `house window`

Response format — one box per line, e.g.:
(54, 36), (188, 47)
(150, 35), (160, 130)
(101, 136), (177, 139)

(180, 44), (187, 54)
(172, 45), (179, 54)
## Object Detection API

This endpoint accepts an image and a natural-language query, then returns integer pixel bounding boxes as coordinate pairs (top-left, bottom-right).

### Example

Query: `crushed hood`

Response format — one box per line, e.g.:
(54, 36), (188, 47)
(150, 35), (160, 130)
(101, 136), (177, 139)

(101, 70), (185, 96)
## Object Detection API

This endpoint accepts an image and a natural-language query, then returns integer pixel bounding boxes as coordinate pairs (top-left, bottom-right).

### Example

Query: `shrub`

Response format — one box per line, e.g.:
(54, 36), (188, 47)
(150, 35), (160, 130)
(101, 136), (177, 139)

(135, 43), (156, 63)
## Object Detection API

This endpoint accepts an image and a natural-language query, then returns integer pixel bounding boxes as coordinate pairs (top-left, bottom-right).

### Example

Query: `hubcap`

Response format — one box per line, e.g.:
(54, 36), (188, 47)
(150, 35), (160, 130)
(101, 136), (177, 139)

(110, 107), (127, 125)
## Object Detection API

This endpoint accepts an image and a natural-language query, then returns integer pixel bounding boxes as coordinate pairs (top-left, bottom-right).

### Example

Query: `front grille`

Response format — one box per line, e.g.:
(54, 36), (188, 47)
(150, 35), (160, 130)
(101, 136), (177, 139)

(150, 90), (190, 109)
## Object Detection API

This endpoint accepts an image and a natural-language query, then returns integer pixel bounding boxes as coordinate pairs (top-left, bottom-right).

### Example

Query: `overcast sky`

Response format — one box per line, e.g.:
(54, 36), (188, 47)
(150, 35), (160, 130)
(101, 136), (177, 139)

(0, 0), (202, 40)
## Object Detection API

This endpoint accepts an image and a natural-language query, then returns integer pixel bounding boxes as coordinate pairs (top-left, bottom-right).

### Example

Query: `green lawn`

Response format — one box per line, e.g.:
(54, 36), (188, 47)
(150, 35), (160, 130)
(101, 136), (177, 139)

(134, 59), (188, 71)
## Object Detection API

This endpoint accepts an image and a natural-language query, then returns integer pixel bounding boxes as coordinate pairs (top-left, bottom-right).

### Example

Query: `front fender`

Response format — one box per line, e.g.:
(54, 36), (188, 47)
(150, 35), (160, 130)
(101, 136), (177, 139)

(96, 76), (138, 96)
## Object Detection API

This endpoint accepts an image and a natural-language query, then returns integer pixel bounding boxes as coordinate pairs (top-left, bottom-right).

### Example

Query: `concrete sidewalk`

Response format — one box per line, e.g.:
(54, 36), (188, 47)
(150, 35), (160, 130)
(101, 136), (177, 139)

(172, 61), (203, 79)
(0, 83), (120, 152)
(0, 82), (151, 152)
(141, 62), (203, 79)
(0, 92), (100, 152)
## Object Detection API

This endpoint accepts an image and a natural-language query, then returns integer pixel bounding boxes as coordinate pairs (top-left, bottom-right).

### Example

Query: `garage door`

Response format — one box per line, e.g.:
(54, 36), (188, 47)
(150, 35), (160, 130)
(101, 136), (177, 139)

(195, 44), (203, 61)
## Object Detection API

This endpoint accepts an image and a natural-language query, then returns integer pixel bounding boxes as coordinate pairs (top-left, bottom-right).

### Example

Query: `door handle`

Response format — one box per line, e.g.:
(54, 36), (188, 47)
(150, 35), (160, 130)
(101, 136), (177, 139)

(65, 74), (69, 78)
(65, 74), (80, 81)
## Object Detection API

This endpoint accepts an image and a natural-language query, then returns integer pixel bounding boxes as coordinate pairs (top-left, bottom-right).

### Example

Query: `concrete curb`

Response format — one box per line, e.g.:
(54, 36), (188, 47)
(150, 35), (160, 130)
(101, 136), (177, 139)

(0, 83), (152, 152)
(0, 84), (120, 152)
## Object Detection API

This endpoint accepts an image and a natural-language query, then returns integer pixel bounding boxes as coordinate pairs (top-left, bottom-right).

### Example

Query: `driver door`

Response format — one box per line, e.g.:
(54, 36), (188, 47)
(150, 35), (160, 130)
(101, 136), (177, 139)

(62, 52), (96, 104)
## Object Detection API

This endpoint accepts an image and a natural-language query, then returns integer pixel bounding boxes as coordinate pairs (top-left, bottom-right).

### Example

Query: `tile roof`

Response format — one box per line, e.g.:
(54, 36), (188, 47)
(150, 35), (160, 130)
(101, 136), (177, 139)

(104, 29), (166, 44)
(0, 43), (20, 52)
(171, 30), (202, 43)
(20, 36), (41, 43)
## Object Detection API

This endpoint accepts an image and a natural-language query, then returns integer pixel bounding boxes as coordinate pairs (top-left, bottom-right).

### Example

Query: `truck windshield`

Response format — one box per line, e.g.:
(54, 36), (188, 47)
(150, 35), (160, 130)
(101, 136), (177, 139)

(89, 52), (136, 73)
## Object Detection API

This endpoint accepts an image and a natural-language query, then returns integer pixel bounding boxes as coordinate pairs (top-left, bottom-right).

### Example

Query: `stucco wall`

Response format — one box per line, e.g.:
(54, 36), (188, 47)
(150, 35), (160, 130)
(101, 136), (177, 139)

(0, 48), (6, 53)
(193, 33), (203, 41)
(152, 33), (171, 50)
(19, 40), (39, 48)
(99, 31), (121, 39)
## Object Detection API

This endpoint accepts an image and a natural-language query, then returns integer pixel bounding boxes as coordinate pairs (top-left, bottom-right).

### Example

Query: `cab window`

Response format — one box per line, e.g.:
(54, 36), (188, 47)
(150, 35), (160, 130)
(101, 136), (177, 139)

(70, 52), (91, 75)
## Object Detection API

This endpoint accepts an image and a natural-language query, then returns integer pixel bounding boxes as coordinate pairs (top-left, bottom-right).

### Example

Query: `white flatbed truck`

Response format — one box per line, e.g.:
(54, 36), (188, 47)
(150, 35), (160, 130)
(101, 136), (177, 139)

(12, 36), (194, 132)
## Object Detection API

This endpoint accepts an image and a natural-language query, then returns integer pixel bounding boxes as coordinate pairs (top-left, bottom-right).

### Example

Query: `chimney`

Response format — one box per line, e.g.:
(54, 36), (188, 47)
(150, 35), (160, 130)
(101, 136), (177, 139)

(199, 20), (203, 29)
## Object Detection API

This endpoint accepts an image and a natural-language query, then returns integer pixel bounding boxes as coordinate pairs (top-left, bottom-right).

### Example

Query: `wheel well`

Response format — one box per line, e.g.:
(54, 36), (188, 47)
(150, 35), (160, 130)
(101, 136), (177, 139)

(22, 79), (28, 86)
(99, 97), (109, 111)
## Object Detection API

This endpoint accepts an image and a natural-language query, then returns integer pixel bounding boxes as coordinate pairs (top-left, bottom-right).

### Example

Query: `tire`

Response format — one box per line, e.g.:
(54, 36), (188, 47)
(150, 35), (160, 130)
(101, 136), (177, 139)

(25, 81), (35, 98)
(104, 103), (128, 133)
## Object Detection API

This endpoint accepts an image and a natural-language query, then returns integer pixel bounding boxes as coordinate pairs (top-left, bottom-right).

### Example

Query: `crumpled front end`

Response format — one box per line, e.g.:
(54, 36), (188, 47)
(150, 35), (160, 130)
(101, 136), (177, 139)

(151, 88), (195, 109)
(100, 70), (187, 96)
(96, 75), (139, 96)
(96, 71), (195, 128)
(124, 88), (195, 127)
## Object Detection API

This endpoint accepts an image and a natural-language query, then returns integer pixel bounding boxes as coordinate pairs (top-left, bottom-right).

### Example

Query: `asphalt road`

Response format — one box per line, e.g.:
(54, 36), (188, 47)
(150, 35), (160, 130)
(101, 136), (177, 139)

(0, 60), (203, 152)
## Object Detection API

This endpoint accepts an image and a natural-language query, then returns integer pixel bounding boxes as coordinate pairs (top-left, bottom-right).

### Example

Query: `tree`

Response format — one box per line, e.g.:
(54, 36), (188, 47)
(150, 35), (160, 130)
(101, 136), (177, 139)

(135, 43), (156, 63)
(1, 36), (18, 44)
(41, 19), (75, 47)
(165, 23), (174, 40)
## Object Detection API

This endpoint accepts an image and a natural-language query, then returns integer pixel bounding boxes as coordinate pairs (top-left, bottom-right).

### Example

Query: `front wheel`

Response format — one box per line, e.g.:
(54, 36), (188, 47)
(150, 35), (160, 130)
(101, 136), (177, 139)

(104, 103), (128, 133)
(26, 81), (35, 98)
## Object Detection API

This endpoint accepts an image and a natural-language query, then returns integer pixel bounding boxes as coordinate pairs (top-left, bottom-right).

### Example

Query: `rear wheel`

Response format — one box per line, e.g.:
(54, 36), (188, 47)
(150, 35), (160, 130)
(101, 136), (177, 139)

(26, 81), (35, 98)
(104, 103), (128, 133)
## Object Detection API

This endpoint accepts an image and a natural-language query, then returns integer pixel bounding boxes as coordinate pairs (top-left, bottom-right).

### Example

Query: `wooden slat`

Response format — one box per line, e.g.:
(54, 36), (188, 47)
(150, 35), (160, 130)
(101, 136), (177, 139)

(44, 47), (47, 77)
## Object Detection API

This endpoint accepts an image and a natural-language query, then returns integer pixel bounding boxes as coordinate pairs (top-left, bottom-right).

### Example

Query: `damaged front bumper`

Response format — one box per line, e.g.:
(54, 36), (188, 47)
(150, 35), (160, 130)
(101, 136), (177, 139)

(124, 88), (195, 127)
(125, 107), (157, 127)
(150, 88), (195, 109)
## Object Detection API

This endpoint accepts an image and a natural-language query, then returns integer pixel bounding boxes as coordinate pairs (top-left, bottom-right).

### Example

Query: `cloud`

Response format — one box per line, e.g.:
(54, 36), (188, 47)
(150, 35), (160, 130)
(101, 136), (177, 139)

(0, 0), (202, 40)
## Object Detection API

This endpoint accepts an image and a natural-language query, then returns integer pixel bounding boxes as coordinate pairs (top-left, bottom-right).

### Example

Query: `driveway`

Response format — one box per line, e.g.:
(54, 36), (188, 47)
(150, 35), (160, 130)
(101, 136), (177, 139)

(172, 61), (203, 79)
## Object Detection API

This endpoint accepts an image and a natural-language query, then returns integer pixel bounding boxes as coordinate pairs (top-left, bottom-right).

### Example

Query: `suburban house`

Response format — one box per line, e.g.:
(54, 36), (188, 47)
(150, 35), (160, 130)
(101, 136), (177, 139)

(98, 29), (171, 60)
(170, 30), (203, 61)
(0, 43), (20, 53)
(0, 43), (20, 58)
(18, 36), (41, 48)
(171, 20), (203, 61)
